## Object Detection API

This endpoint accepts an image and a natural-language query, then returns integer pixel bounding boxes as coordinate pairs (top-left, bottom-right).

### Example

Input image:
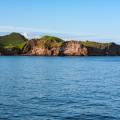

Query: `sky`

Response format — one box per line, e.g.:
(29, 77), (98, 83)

(0, 0), (120, 41)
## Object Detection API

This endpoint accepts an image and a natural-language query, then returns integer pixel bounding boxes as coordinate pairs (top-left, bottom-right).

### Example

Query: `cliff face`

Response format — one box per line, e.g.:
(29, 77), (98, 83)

(1, 33), (120, 56)
(22, 39), (120, 56)
(86, 43), (120, 56)
(23, 39), (60, 55)
(22, 40), (88, 56)
(59, 41), (88, 56)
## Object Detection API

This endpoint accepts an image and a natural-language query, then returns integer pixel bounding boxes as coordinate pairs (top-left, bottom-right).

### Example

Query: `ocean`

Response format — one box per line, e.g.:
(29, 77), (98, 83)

(0, 56), (120, 120)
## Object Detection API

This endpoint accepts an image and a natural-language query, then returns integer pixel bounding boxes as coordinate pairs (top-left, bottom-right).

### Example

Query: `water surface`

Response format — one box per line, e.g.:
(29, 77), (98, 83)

(0, 56), (120, 120)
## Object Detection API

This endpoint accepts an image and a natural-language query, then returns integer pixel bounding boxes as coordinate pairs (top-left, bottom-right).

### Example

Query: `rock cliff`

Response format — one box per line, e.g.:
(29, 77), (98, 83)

(22, 37), (120, 56)
(0, 33), (120, 56)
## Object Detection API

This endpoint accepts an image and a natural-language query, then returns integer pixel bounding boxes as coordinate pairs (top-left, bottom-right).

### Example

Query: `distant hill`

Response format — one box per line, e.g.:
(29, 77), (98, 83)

(0, 32), (120, 56)
(0, 32), (27, 49)
(0, 32), (119, 43)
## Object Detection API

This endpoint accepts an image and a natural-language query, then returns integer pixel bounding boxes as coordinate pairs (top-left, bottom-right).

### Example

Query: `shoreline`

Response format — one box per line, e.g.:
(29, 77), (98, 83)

(0, 33), (120, 56)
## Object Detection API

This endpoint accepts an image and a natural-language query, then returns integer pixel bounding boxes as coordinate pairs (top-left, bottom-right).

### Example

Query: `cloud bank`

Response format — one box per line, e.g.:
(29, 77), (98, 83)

(0, 25), (120, 43)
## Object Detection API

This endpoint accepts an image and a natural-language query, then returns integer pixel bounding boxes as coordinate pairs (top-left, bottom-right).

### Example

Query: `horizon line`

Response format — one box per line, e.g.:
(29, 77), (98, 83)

(0, 26), (120, 42)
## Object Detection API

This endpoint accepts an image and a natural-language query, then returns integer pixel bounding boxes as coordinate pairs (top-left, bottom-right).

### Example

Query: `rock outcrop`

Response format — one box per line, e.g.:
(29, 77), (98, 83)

(1, 33), (120, 56)
(22, 40), (88, 56)
(22, 39), (60, 56)
(22, 39), (120, 56)
(86, 42), (120, 56)
(59, 41), (88, 56)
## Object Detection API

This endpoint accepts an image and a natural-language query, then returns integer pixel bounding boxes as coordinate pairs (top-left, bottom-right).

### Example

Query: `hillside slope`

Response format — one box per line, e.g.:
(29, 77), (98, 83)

(0, 33), (120, 56)
(0, 33), (28, 55)
(23, 35), (120, 56)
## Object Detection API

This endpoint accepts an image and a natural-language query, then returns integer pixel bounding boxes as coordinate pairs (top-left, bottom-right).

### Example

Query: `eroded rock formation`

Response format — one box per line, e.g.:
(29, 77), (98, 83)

(0, 33), (120, 56)
(22, 40), (120, 56)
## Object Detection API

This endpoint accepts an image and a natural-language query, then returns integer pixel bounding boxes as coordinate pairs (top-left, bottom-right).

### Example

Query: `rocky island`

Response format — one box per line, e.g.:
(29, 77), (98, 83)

(0, 32), (120, 56)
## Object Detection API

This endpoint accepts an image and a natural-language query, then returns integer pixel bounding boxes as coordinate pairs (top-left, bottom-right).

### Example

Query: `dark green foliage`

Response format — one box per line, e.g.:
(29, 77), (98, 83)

(40, 35), (64, 42)
(0, 32), (27, 49)
(0, 33), (118, 56)
(37, 35), (64, 49)
(80, 41), (113, 48)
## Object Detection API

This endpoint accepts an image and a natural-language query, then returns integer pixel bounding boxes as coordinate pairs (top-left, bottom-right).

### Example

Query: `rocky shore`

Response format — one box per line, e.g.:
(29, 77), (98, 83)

(0, 32), (120, 56)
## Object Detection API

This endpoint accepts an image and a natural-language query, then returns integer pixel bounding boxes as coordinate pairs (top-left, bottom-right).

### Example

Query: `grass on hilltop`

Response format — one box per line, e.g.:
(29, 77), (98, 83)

(37, 35), (64, 49)
(0, 32), (27, 49)
(80, 41), (114, 48)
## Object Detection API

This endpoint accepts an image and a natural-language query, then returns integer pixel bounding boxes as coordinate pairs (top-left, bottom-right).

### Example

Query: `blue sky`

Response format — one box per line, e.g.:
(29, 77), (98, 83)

(0, 0), (120, 41)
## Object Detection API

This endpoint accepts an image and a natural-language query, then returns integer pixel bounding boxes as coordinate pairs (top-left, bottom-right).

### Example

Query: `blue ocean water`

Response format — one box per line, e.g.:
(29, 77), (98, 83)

(0, 56), (120, 120)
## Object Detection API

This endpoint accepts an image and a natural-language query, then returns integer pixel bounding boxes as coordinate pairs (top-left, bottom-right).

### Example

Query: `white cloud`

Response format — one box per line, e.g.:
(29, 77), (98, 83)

(22, 32), (29, 38)
(0, 25), (120, 43)
(0, 25), (96, 35)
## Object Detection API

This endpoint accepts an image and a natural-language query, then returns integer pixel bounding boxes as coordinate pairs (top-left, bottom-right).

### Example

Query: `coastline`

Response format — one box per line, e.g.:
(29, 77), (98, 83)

(0, 33), (120, 56)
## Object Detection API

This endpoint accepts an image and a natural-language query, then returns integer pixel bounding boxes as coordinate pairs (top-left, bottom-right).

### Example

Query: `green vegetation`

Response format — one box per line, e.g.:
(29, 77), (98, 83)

(37, 35), (64, 49)
(0, 32), (27, 49)
(0, 33), (118, 56)
(80, 41), (113, 48)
